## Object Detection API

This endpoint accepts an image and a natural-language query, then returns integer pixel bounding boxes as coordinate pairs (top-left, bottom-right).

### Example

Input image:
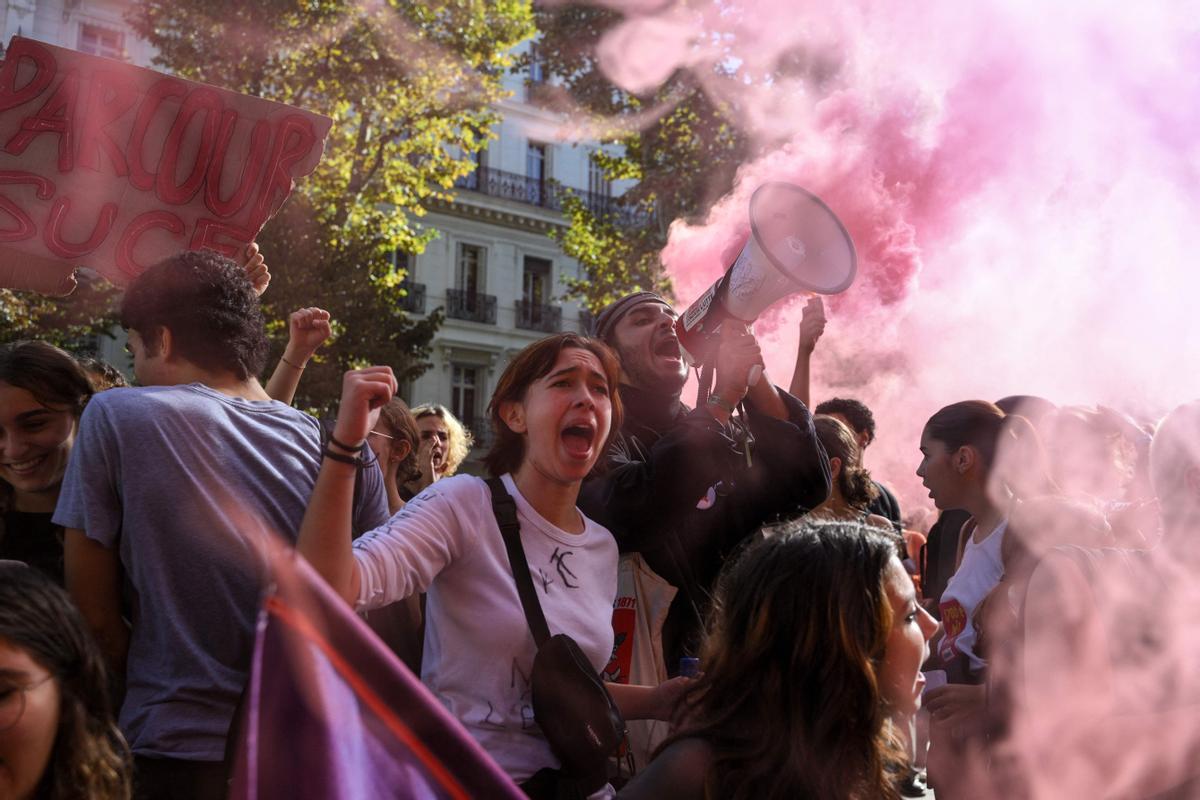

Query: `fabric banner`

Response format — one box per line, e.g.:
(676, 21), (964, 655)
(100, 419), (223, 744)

(229, 552), (523, 800)
(0, 36), (332, 294)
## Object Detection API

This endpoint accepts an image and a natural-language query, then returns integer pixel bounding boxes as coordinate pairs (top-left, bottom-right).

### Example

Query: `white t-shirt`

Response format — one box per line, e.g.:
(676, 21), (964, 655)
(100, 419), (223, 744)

(352, 473), (618, 783)
(938, 518), (1008, 672)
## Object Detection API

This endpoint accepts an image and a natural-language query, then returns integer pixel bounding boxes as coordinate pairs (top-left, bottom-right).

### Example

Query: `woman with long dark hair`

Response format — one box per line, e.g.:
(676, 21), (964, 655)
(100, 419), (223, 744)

(619, 521), (938, 800)
(0, 560), (130, 799)
(0, 341), (94, 584)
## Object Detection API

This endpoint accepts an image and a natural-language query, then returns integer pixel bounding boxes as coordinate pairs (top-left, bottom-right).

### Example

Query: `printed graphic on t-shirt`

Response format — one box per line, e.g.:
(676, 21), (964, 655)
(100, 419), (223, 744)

(938, 599), (967, 661)
(549, 547), (579, 588)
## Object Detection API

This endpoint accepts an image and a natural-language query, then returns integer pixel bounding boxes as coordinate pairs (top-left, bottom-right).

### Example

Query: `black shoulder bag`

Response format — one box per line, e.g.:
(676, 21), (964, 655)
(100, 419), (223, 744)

(485, 478), (627, 793)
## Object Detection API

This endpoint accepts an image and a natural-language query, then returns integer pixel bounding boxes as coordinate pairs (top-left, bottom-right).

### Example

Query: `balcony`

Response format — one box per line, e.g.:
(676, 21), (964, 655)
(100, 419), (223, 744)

(455, 166), (647, 225)
(398, 281), (426, 314)
(446, 288), (497, 324)
(515, 300), (562, 333)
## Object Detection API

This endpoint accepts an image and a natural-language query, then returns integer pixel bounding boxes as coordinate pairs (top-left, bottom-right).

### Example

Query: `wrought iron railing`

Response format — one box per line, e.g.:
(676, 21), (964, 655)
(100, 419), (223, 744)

(398, 281), (426, 314)
(515, 300), (562, 333)
(445, 288), (497, 324)
(455, 166), (648, 225)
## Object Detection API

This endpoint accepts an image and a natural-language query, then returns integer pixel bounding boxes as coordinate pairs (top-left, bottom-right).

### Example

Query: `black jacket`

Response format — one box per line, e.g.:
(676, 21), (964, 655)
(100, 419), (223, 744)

(579, 384), (830, 672)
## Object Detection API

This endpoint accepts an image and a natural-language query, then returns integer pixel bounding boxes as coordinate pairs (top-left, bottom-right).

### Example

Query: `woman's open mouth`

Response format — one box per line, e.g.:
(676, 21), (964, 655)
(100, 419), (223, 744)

(561, 423), (597, 459)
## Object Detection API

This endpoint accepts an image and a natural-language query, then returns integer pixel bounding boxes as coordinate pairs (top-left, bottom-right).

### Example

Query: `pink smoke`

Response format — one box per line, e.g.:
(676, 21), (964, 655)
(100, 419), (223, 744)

(572, 0), (1200, 512)
(548, 2), (1200, 795)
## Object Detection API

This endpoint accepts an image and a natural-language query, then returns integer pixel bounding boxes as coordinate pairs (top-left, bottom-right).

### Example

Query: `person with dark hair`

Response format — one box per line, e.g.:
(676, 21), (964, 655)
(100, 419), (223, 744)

(75, 356), (128, 392)
(117, 249), (271, 382)
(54, 249), (388, 799)
(297, 332), (686, 795)
(0, 560), (131, 800)
(816, 396), (904, 530)
(810, 415), (891, 529)
(916, 399), (1057, 797)
(366, 397), (421, 516)
(815, 396), (878, 446)
(618, 520), (938, 799)
(578, 292), (830, 675)
(923, 394), (1060, 615)
(918, 400), (1056, 679)
(0, 341), (95, 585)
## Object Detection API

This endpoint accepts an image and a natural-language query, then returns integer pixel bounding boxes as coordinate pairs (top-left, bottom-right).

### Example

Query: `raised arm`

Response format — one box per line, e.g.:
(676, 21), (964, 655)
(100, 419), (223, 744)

(296, 366), (396, 604)
(788, 296), (825, 407)
(265, 307), (333, 405)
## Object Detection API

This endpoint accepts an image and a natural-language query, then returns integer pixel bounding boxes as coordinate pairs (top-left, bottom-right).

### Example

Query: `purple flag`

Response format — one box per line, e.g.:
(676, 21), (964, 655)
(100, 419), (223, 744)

(229, 551), (524, 800)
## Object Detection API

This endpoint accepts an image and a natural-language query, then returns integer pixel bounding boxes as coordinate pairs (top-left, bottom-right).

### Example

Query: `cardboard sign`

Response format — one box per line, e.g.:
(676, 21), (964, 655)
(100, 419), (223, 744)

(0, 36), (333, 294)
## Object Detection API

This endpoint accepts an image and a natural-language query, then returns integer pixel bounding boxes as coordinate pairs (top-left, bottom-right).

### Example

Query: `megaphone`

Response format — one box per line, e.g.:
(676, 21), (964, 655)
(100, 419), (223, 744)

(676, 182), (856, 388)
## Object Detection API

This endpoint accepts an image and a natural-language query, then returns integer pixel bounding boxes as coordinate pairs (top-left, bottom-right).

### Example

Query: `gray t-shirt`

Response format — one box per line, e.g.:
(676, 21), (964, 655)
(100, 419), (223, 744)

(54, 383), (388, 760)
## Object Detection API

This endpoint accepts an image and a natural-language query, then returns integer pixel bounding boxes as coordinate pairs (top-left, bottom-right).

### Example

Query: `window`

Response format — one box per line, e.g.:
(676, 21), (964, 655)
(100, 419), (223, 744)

(528, 44), (545, 86)
(588, 155), (611, 199)
(389, 250), (410, 274)
(523, 257), (552, 307)
(77, 24), (125, 59)
(526, 143), (548, 204)
(456, 244), (484, 295)
(518, 257), (559, 331)
(451, 364), (481, 438)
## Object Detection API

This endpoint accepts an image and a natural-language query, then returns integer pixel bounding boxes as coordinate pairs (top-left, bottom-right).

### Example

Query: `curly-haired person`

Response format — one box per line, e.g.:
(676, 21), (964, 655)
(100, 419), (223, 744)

(55, 250), (388, 800)
(405, 403), (475, 496)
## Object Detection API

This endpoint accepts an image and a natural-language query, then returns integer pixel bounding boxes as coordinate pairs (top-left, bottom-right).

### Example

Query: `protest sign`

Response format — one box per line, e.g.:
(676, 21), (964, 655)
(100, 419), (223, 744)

(0, 36), (332, 294)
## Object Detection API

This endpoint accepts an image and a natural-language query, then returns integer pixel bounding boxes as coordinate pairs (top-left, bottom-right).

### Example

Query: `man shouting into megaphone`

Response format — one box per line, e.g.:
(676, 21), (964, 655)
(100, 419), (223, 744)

(578, 291), (831, 678)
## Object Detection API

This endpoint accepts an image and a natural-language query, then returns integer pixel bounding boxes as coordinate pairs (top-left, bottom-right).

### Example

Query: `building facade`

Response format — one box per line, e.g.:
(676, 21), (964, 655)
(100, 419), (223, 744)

(403, 62), (624, 460)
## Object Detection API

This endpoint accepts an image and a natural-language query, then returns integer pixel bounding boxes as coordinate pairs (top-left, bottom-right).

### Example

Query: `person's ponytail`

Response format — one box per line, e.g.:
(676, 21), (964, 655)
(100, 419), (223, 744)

(996, 414), (1060, 500)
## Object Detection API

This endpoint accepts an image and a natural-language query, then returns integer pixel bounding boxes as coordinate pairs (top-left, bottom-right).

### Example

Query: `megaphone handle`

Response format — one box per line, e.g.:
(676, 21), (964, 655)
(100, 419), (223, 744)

(696, 361), (715, 408)
(747, 364), (763, 387)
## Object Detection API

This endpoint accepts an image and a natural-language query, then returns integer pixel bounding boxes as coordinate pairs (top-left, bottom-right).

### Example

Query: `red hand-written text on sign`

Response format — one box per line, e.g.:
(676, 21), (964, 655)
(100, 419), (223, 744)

(0, 36), (332, 292)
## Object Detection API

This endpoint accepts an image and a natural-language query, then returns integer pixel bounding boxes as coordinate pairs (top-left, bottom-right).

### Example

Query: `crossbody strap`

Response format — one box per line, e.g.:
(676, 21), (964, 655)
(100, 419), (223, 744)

(486, 477), (552, 648)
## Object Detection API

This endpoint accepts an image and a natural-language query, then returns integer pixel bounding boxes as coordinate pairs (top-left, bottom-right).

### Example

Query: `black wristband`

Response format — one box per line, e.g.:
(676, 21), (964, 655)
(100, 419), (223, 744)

(327, 432), (363, 453)
(322, 447), (360, 466)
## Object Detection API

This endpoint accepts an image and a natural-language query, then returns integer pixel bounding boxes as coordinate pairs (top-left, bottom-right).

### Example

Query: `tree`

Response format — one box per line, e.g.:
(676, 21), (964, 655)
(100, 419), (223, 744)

(526, 6), (754, 312)
(0, 0), (535, 409)
(0, 276), (121, 348)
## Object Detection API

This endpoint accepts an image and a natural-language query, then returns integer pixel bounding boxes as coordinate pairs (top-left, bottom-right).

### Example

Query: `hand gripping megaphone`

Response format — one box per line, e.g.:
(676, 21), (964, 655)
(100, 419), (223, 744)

(676, 182), (857, 392)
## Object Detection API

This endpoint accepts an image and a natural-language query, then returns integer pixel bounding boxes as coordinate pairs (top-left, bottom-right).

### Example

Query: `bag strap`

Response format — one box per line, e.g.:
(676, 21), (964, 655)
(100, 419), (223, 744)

(486, 477), (552, 648)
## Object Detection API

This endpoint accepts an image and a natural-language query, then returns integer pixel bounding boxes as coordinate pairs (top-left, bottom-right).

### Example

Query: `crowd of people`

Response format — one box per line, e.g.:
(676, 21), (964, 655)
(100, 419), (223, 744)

(1, 249), (1197, 799)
